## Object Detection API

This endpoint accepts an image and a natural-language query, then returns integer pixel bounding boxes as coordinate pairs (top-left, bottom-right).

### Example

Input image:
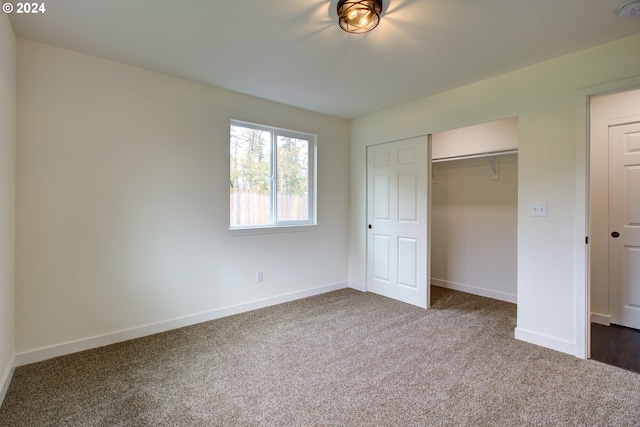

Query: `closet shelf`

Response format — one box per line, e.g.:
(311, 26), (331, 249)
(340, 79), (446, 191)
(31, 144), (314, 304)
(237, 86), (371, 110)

(432, 149), (518, 163)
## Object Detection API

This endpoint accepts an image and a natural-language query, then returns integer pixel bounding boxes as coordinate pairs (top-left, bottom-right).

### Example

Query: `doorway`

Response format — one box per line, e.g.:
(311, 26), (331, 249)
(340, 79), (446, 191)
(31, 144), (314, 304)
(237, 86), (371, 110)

(430, 117), (518, 303)
(589, 87), (640, 371)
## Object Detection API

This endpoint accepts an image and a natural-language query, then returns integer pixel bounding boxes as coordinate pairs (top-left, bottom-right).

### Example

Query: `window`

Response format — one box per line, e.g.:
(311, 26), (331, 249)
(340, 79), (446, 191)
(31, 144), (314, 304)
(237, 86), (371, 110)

(230, 120), (316, 234)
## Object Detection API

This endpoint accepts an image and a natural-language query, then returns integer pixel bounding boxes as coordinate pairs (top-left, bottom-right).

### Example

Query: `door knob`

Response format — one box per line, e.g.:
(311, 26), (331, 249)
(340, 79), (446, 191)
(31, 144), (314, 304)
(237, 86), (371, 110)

(368, 224), (372, 229)
(611, 231), (620, 238)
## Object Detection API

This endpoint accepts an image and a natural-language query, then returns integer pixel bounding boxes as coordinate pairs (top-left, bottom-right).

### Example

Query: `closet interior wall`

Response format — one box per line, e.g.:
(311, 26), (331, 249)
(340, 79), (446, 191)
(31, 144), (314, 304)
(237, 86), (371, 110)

(431, 117), (518, 303)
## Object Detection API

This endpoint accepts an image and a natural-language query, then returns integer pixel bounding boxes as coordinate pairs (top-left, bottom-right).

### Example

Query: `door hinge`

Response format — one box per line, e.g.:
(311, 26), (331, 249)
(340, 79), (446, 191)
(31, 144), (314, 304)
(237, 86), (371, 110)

(586, 236), (589, 244)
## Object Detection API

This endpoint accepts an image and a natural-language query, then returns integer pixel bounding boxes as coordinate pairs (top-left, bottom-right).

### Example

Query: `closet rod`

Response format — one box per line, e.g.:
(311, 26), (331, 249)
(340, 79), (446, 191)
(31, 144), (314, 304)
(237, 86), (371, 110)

(432, 149), (518, 163)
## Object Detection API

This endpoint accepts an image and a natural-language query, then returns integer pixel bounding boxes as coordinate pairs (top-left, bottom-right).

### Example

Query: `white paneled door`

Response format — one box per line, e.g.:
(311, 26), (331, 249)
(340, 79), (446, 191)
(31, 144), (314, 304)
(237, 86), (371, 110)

(367, 137), (429, 309)
(609, 120), (640, 330)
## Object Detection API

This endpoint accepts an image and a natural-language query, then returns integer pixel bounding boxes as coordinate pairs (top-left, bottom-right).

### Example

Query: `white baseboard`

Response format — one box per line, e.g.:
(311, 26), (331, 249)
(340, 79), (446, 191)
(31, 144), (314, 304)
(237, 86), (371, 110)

(514, 327), (576, 356)
(15, 282), (349, 367)
(0, 355), (15, 407)
(348, 281), (367, 292)
(590, 313), (610, 326)
(431, 278), (517, 304)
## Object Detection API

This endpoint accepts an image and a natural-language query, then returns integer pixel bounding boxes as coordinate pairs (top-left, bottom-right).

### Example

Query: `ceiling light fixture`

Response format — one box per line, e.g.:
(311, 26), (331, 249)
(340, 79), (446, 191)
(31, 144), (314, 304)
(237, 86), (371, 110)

(337, 0), (383, 34)
(617, 0), (640, 17)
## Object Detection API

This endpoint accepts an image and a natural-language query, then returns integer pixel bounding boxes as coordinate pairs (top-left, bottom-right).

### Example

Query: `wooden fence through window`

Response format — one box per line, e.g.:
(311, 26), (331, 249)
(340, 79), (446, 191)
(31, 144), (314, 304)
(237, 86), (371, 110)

(230, 190), (308, 226)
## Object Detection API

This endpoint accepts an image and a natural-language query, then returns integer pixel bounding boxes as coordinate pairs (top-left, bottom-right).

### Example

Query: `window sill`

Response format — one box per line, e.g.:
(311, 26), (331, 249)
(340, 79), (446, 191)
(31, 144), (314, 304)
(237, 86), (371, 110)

(229, 224), (318, 236)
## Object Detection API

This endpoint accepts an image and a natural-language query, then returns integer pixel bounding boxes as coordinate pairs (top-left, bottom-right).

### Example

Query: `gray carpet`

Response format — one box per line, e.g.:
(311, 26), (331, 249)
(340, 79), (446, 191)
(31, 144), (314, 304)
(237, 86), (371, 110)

(1, 287), (639, 426)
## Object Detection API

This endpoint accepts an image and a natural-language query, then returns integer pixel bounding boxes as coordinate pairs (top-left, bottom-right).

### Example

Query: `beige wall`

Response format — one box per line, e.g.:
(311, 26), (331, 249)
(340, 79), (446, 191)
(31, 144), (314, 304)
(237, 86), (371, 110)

(349, 33), (640, 356)
(16, 39), (350, 360)
(590, 88), (640, 323)
(0, 13), (16, 399)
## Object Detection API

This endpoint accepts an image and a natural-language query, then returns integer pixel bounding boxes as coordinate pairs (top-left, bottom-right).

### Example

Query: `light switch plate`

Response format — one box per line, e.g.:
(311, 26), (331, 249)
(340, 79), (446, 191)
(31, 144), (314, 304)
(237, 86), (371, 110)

(530, 203), (548, 217)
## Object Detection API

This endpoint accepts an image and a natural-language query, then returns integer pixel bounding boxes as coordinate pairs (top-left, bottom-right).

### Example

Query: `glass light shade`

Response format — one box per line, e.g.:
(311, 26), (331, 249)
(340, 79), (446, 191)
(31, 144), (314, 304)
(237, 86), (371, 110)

(337, 0), (383, 34)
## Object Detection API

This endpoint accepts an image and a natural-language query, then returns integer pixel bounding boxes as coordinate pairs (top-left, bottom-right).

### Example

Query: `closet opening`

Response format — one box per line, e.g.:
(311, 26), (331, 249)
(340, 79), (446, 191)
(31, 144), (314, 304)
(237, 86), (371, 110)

(430, 117), (518, 304)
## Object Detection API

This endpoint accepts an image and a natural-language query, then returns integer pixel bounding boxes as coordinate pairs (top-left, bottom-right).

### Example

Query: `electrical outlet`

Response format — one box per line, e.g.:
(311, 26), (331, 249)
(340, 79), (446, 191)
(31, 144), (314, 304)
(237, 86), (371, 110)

(256, 271), (263, 283)
(530, 203), (548, 217)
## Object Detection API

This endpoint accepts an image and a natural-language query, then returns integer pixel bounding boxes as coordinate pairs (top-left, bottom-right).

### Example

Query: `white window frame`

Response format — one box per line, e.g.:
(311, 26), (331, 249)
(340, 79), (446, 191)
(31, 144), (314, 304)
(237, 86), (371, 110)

(229, 120), (317, 236)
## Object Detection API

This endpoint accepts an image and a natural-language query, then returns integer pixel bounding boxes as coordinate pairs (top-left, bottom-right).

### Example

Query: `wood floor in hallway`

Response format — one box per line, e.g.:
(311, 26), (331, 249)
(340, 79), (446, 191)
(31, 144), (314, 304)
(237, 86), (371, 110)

(591, 322), (640, 374)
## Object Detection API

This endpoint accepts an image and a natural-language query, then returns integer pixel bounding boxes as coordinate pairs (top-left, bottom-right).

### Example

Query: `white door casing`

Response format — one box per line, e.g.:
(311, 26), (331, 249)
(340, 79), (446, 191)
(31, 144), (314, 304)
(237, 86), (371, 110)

(609, 120), (640, 329)
(367, 136), (429, 309)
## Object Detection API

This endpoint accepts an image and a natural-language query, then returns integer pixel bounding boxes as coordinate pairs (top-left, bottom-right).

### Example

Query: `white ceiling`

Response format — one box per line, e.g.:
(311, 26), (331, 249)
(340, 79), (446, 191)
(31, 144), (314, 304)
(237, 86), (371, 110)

(9, 0), (640, 119)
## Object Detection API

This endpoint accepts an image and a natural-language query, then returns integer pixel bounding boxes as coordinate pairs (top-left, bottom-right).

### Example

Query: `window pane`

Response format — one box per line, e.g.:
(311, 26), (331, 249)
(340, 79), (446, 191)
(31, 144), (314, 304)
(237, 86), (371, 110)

(230, 125), (271, 226)
(276, 136), (309, 222)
